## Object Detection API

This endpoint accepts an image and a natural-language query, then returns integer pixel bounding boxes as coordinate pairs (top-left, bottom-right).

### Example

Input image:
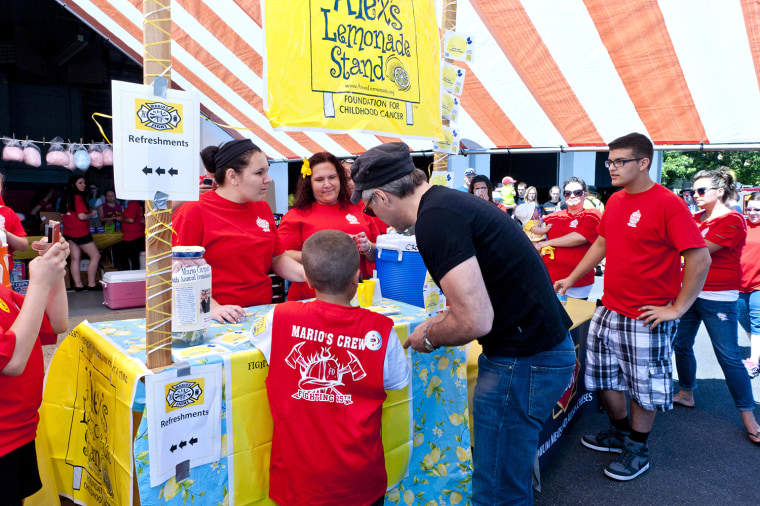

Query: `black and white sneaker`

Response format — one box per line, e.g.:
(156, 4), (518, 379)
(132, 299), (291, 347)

(581, 427), (627, 453)
(604, 436), (650, 481)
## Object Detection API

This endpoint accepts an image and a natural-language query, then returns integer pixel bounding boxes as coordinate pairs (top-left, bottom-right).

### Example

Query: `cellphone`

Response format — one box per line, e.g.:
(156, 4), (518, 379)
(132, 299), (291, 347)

(202, 177), (213, 186)
(47, 221), (60, 245)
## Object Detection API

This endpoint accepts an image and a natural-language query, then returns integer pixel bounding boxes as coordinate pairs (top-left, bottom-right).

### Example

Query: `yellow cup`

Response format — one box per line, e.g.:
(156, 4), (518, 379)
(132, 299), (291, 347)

(363, 279), (376, 301)
(357, 282), (374, 307)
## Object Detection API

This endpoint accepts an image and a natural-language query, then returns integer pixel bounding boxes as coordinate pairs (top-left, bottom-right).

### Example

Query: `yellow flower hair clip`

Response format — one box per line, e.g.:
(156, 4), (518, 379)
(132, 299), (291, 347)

(301, 158), (312, 178)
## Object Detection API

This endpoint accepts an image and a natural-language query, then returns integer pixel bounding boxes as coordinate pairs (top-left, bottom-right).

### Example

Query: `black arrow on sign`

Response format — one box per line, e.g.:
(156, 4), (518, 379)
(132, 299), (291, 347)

(156, 167), (166, 176)
(168, 167), (178, 176)
(179, 440), (187, 449)
(170, 444), (177, 453)
(142, 166), (152, 175)
(189, 437), (198, 445)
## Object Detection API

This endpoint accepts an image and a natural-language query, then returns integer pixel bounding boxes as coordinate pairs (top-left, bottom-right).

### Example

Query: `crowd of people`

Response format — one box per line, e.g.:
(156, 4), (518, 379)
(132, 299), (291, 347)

(4, 131), (760, 505)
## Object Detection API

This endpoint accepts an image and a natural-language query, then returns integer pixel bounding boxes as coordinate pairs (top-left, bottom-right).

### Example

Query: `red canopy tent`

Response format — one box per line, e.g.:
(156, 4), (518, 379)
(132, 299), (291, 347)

(57, 0), (760, 158)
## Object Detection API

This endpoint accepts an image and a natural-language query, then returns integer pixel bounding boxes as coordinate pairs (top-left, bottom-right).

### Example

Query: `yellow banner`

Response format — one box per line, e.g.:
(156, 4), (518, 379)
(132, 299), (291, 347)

(264, 0), (442, 140)
(34, 323), (146, 506)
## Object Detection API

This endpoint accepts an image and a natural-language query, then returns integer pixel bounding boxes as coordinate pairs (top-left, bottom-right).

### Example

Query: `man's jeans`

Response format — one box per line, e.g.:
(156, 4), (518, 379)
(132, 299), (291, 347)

(472, 333), (575, 505)
(674, 297), (755, 410)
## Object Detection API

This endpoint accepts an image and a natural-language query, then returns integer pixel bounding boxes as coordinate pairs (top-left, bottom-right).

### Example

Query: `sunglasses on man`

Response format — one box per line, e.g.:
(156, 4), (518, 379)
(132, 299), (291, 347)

(563, 189), (584, 198)
(363, 200), (376, 217)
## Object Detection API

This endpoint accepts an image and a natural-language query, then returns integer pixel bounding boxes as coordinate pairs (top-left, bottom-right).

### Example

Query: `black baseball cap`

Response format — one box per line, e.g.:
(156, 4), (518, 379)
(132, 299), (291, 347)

(350, 142), (416, 204)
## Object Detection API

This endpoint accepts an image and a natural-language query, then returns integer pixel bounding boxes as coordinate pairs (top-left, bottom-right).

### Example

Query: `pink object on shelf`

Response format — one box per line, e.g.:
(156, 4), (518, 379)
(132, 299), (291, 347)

(90, 150), (103, 168)
(46, 150), (68, 166)
(65, 151), (75, 171)
(23, 146), (41, 167)
(102, 146), (113, 165)
(2, 146), (24, 162)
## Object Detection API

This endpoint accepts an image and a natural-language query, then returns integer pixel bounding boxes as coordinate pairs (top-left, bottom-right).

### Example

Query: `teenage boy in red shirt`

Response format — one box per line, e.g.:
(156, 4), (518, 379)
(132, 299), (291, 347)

(555, 133), (711, 481)
(251, 230), (409, 505)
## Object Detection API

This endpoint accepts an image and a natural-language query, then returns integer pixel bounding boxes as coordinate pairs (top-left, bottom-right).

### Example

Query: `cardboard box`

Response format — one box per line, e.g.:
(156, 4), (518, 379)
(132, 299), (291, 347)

(101, 270), (146, 310)
(11, 280), (29, 295)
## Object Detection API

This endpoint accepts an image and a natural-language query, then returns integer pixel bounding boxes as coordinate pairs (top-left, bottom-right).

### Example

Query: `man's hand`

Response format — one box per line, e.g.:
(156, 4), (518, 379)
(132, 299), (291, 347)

(403, 317), (440, 353)
(637, 302), (682, 329)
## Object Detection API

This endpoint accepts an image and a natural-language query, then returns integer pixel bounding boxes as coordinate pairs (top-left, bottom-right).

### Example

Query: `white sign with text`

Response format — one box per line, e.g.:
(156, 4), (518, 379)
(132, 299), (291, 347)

(111, 80), (200, 201)
(144, 363), (222, 487)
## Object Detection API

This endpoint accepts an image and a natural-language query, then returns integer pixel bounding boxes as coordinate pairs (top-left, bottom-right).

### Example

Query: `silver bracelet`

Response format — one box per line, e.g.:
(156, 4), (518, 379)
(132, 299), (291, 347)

(423, 326), (438, 352)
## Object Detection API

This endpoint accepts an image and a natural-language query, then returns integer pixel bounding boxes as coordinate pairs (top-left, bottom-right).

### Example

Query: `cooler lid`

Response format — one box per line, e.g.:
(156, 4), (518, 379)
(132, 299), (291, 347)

(102, 270), (147, 283)
(376, 234), (418, 252)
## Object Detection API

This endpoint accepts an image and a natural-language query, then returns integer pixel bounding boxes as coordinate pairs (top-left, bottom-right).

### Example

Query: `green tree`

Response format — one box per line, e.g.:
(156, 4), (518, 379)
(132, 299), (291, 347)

(661, 151), (760, 189)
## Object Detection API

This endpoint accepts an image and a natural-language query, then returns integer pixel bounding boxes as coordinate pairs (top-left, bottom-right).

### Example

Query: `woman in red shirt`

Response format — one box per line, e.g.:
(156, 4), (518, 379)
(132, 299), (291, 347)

(739, 192), (760, 376)
(0, 239), (68, 503)
(173, 139), (304, 323)
(279, 152), (379, 301)
(59, 174), (100, 291)
(118, 200), (145, 270)
(537, 177), (601, 300)
(672, 169), (760, 443)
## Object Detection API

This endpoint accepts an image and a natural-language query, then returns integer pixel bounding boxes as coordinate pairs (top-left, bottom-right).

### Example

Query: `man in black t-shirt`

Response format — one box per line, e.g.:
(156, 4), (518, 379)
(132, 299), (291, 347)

(350, 142), (574, 506)
(541, 185), (563, 215)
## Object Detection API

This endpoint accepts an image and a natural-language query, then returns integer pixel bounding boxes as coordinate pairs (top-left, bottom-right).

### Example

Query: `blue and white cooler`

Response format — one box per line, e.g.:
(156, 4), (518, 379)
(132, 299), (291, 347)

(375, 234), (427, 308)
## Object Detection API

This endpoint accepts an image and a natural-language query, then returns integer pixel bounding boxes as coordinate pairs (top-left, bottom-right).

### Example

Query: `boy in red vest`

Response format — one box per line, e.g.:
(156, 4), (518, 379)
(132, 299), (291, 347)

(251, 230), (410, 506)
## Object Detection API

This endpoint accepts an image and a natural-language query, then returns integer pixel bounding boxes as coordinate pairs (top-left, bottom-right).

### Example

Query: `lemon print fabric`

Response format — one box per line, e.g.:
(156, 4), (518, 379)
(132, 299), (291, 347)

(385, 55), (411, 92)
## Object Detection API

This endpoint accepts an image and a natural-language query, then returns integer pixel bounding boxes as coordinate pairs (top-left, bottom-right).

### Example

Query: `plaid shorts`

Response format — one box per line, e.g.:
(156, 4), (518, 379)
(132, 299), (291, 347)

(585, 305), (677, 412)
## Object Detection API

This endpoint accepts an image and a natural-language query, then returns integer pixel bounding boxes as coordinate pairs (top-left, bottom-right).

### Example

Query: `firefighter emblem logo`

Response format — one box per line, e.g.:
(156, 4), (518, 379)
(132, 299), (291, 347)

(165, 380), (204, 410)
(364, 331), (382, 351)
(286, 342), (366, 405)
(136, 100), (182, 132)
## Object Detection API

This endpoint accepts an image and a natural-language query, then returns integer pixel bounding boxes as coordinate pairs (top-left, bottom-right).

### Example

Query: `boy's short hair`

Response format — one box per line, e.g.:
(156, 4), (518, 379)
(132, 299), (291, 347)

(608, 132), (654, 169)
(302, 230), (360, 295)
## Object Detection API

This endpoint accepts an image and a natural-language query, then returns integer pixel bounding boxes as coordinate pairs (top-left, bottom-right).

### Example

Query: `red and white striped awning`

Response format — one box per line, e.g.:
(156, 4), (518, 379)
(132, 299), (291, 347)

(59, 0), (760, 158)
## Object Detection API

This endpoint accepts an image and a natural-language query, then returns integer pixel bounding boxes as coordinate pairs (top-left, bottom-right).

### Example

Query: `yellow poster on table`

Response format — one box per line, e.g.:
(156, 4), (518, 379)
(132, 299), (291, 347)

(35, 323), (147, 506)
(263, 0), (443, 140)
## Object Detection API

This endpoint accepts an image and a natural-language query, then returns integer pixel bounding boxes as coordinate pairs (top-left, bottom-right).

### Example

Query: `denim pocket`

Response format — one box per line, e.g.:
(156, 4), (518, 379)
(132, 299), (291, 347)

(648, 359), (673, 408)
(528, 359), (576, 421)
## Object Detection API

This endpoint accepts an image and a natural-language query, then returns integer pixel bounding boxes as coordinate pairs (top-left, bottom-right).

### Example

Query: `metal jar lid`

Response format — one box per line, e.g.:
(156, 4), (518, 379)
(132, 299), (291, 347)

(172, 246), (206, 258)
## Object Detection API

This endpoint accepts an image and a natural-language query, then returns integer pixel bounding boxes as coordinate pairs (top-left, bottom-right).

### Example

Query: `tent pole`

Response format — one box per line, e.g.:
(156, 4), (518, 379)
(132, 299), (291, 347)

(143, 0), (173, 370)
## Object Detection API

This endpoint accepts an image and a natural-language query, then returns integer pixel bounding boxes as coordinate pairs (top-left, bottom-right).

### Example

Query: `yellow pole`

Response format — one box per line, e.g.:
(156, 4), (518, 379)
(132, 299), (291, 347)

(143, 0), (173, 369)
